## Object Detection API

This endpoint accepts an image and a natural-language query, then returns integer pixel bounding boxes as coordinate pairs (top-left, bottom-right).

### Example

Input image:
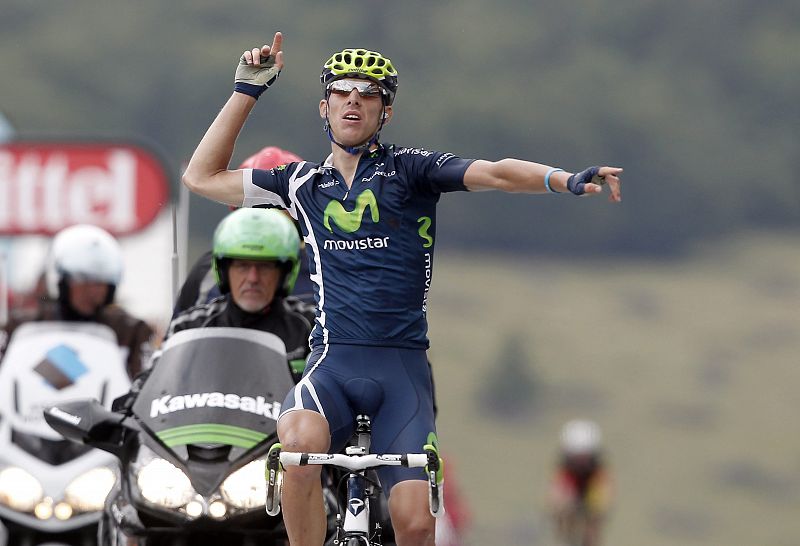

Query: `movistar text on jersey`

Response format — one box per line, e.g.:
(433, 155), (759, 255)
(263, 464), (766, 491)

(323, 236), (390, 251)
(150, 392), (281, 420)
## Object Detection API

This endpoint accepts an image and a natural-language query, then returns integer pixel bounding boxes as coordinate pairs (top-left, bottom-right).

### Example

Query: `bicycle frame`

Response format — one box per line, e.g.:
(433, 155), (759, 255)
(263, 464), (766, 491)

(266, 415), (442, 545)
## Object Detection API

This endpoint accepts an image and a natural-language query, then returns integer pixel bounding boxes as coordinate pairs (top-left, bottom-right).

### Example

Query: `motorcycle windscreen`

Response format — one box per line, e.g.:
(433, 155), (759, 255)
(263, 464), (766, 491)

(0, 321), (131, 440)
(132, 328), (295, 459)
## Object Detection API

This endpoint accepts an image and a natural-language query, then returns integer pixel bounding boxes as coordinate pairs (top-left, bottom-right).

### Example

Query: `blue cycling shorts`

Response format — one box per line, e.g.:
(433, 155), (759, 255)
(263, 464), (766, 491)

(279, 343), (435, 494)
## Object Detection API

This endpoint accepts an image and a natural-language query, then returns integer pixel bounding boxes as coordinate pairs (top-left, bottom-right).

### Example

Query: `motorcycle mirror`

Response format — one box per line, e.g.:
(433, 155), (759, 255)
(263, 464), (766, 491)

(43, 399), (132, 458)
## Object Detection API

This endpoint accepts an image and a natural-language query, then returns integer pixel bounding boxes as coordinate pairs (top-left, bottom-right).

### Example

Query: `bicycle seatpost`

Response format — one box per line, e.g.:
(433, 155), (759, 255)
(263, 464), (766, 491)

(355, 414), (372, 453)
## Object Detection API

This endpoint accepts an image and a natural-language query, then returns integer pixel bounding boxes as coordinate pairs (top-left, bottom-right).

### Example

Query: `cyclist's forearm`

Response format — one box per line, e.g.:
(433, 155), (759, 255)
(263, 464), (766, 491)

(466, 159), (620, 198)
(182, 93), (256, 202)
(464, 159), (572, 193)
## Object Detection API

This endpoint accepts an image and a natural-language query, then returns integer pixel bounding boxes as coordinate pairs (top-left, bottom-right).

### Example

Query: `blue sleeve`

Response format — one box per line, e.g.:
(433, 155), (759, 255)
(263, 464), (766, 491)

(243, 163), (297, 209)
(395, 147), (475, 196)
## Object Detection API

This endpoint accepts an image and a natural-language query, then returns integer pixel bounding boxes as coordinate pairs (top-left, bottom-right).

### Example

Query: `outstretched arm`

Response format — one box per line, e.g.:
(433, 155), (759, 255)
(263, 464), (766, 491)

(182, 32), (284, 206)
(464, 159), (623, 202)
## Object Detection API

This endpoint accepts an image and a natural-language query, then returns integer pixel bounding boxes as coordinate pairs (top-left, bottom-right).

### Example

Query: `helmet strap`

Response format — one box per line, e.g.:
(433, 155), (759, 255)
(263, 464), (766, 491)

(323, 101), (387, 156)
(215, 258), (231, 295)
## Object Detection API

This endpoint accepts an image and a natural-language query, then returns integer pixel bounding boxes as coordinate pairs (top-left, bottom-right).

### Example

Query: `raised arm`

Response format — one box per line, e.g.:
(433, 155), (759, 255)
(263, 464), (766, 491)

(464, 159), (623, 202)
(182, 32), (284, 206)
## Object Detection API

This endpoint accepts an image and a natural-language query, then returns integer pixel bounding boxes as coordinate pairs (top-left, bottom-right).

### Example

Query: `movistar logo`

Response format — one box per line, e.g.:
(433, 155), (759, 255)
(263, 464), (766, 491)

(417, 216), (433, 248)
(324, 189), (379, 233)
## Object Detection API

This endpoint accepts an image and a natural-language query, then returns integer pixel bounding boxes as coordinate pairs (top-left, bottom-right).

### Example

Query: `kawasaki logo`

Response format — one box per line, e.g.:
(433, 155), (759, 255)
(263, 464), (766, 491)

(324, 189), (379, 233)
(48, 407), (82, 426)
(150, 392), (281, 420)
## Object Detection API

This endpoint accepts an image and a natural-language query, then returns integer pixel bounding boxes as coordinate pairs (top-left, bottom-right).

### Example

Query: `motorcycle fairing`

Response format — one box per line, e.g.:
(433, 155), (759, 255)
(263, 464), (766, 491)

(130, 328), (295, 492)
(0, 321), (130, 530)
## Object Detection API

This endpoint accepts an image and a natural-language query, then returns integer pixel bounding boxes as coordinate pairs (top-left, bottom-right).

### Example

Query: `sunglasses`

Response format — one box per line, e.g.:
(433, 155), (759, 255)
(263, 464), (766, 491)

(326, 79), (385, 99)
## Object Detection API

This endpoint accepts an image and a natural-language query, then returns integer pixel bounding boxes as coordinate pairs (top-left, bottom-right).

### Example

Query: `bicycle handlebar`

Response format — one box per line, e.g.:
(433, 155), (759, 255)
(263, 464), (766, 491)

(280, 452), (429, 471)
(267, 447), (444, 518)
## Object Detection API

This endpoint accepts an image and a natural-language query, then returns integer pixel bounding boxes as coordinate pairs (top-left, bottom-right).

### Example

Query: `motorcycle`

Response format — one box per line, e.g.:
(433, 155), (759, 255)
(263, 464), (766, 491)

(44, 327), (336, 546)
(0, 321), (131, 546)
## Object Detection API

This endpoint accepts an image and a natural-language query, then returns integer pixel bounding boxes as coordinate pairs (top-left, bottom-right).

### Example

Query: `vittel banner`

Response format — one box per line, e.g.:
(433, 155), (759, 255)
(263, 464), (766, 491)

(0, 141), (171, 235)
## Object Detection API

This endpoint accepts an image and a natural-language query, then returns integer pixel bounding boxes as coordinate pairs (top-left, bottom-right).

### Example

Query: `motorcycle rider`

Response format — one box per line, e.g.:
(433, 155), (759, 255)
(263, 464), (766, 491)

(103, 207), (315, 545)
(113, 206), (312, 412)
(165, 207), (312, 372)
(0, 224), (153, 379)
(173, 145), (308, 315)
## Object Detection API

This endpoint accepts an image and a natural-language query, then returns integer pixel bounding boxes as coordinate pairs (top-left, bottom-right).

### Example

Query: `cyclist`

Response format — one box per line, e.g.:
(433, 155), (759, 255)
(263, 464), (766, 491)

(548, 419), (612, 546)
(181, 33), (623, 546)
(0, 224), (153, 379)
(173, 146), (306, 314)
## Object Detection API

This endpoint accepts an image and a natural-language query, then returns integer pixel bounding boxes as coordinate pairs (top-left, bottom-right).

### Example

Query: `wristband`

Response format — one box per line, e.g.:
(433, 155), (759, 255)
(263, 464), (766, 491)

(234, 82), (267, 99)
(544, 168), (563, 193)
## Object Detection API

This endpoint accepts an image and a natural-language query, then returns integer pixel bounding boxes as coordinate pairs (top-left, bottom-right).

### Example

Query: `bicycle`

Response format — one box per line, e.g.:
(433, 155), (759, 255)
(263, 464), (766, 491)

(554, 503), (606, 546)
(265, 414), (443, 545)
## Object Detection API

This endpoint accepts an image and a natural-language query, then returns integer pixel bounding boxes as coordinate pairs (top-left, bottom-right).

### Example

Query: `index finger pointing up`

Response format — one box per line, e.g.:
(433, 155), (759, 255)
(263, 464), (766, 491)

(270, 32), (283, 55)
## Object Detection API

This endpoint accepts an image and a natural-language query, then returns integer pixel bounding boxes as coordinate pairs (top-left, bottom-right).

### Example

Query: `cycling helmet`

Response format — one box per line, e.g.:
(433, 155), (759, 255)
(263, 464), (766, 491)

(560, 419), (602, 455)
(321, 48), (398, 105)
(239, 146), (303, 170)
(46, 224), (124, 304)
(212, 208), (301, 296)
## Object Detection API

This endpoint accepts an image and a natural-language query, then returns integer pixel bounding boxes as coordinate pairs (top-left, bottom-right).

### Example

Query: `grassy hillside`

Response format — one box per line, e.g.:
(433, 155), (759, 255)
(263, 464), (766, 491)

(427, 233), (800, 545)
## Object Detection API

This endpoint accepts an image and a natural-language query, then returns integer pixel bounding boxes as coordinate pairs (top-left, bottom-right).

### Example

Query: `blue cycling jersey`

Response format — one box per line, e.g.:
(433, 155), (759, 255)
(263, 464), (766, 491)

(244, 143), (474, 349)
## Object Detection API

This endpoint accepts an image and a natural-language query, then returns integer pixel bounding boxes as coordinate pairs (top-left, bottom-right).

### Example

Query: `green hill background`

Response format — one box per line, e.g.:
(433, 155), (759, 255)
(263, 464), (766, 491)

(429, 233), (799, 545)
(1, 0), (798, 256)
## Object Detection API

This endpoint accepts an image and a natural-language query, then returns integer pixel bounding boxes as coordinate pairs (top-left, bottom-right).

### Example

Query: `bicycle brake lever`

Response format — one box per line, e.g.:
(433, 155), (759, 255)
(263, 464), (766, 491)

(265, 443), (283, 516)
(424, 449), (444, 518)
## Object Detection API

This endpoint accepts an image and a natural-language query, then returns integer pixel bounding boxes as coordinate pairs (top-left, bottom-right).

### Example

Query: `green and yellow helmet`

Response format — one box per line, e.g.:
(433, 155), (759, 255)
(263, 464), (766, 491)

(321, 48), (399, 104)
(212, 208), (301, 296)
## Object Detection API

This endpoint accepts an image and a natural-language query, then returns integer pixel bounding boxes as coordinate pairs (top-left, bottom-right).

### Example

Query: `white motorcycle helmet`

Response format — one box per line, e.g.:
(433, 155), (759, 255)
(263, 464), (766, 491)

(560, 419), (602, 456)
(46, 224), (124, 306)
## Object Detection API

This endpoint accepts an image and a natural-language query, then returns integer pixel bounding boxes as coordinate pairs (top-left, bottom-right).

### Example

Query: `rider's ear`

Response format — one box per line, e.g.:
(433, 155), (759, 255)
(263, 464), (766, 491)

(319, 100), (328, 119)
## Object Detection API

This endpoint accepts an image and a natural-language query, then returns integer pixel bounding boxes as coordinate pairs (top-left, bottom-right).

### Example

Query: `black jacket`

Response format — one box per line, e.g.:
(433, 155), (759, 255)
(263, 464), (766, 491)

(112, 295), (314, 413)
(164, 294), (314, 364)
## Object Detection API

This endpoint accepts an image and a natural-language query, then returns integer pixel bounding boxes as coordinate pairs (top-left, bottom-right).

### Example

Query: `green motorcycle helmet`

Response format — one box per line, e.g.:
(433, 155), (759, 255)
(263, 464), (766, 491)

(212, 208), (301, 296)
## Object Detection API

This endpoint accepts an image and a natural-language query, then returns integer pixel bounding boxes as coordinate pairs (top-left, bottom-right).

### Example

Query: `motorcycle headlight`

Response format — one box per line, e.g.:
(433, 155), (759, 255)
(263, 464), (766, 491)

(219, 459), (267, 510)
(64, 467), (117, 512)
(136, 458), (194, 509)
(0, 467), (44, 512)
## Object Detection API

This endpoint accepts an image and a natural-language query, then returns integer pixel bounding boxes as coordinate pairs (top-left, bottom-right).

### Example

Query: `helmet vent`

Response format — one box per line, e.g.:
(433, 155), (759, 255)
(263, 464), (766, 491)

(322, 48), (399, 104)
